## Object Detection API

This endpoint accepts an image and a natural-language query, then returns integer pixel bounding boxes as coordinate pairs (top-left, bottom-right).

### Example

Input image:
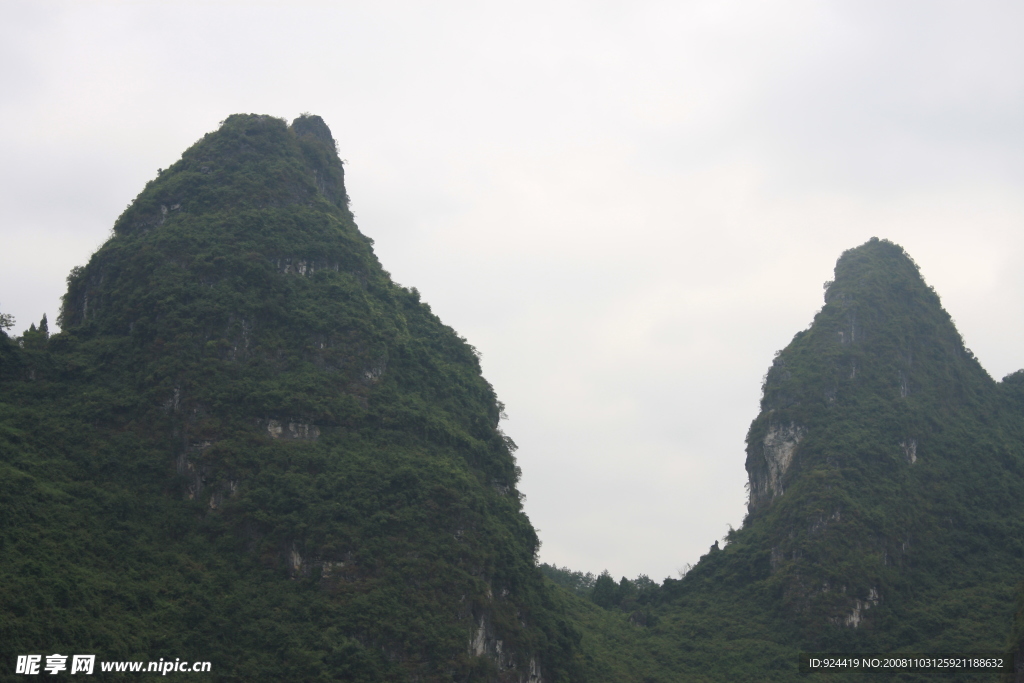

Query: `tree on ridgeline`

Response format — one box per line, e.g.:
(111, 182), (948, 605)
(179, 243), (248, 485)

(0, 304), (14, 333)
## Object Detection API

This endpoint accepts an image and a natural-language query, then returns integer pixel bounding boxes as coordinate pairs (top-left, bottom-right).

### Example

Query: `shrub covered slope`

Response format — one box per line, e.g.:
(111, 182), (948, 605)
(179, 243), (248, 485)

(0, 114), (581, 682)
(561, 239), (1024, 682)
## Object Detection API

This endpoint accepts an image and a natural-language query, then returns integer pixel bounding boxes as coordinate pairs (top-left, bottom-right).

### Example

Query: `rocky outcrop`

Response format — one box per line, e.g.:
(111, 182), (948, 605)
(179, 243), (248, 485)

(265, 419), (320, 440)
(469, 612), (543, 683)
(829, 587), (880, 628)
(747, 422), (804, 511)
(900, 438), (917, 464)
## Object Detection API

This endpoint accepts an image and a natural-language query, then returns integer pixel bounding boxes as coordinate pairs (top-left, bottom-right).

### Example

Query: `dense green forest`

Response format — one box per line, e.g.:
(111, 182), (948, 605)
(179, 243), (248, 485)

(0, 114), (581, 682)
(2, 115), (1022, 681)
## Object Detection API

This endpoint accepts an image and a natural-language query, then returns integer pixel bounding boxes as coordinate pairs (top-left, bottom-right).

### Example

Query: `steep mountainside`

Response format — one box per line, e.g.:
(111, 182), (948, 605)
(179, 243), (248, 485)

(562, 239), (1024, 681)
(0, 115), (580, 682)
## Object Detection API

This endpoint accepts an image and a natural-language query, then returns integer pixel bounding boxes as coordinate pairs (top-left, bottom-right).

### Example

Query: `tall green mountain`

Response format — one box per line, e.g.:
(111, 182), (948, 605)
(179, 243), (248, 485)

(559, 239), (1024, 682)
(738, 238), (1022, 645)
(0, 114), (580, 682)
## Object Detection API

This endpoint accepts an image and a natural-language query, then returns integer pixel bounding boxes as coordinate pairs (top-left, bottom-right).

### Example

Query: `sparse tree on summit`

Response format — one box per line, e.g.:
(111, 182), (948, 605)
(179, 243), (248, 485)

(0, 304), (14, 332)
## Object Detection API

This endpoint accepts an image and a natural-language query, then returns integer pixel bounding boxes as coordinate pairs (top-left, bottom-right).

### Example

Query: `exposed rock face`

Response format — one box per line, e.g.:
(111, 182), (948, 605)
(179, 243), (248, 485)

(900, 438), (917, 464)
(747, 422), (804, 510)
(265, 420), (320, 440)
(849, 587), (879, 628)
(470, 613), (544, 683)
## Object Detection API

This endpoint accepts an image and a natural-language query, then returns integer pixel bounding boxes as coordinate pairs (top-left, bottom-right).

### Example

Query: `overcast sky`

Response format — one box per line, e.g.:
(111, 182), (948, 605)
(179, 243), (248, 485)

(2, 0), (1023, 581)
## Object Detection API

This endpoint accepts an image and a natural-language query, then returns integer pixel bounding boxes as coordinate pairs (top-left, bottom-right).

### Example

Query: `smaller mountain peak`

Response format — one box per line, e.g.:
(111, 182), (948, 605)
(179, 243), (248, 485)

(290, 114), (337, 151)
(745, 238), (988, 516)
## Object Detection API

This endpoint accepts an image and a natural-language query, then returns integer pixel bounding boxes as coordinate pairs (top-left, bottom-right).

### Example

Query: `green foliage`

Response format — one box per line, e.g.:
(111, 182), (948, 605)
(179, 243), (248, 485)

(539, 564), (596, 597)
(0, 302), (14, 332)
(590, 573), (618, 610)
(0, 115), (581, 682)
(540, 564), (660, 619)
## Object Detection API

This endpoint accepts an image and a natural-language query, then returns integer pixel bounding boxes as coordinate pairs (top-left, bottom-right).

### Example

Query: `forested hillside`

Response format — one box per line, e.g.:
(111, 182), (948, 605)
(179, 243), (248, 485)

(0, 114), (580, 682)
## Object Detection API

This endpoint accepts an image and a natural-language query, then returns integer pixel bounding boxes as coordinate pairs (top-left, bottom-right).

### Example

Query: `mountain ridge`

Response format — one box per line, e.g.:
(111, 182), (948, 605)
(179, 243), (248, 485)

(2, 115), (1023, 682)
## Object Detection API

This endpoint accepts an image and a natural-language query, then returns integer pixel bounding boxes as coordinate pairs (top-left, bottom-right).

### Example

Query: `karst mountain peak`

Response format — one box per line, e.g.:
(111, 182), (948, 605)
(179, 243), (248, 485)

(746, 237), (990, 515)
(3, 113), (579, 682)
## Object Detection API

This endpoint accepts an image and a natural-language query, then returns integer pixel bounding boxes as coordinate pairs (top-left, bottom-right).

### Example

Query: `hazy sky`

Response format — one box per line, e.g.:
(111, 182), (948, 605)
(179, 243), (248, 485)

(2, 0), (1023, 581)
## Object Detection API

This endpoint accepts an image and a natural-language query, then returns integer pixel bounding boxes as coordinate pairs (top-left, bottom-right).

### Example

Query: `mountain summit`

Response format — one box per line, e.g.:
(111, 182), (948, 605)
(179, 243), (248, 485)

(747, 237), (993, 505)
(747, 238), (989, 513)
(1, 114), (578, 682)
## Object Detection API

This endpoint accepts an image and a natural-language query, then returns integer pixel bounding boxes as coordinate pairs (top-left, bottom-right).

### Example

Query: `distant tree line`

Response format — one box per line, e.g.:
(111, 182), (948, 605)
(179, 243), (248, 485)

(540, 564), (661, 625)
